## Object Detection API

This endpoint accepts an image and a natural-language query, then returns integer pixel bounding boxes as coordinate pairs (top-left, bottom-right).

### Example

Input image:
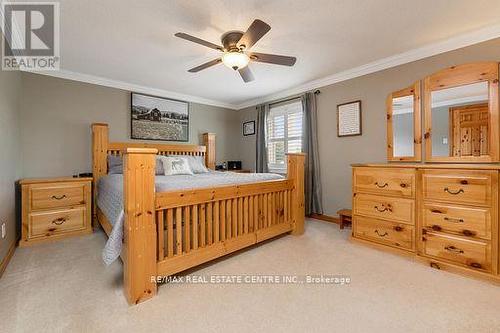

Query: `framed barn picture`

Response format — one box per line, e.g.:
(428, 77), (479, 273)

(131, 93), (189, 141)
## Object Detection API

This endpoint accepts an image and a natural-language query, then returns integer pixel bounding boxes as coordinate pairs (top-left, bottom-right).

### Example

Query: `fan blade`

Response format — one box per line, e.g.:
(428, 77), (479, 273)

(237, 19), (271, 50)
(249, 52), (296, 66)
(188, 58), (222, 72)
(175, 32), (223, 51)
(238, 66), (255, 83)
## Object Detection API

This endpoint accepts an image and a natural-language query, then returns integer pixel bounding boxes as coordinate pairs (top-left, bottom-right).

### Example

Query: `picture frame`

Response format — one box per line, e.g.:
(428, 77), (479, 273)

(337, 100), (362, 137)
(243, 120), (256, 136)
(131, 92), (189, 142)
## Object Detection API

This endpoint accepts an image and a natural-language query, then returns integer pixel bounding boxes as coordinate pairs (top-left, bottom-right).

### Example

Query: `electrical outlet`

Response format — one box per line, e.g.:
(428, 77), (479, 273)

(1, 223), (5, 239)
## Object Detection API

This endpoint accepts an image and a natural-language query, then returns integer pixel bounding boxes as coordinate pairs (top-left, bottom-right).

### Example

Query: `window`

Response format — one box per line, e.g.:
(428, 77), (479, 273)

(266, 99), (303, 172)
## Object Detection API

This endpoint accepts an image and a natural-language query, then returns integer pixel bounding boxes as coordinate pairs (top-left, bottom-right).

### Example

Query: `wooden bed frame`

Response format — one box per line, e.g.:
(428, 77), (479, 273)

(91, 123), (305, 304)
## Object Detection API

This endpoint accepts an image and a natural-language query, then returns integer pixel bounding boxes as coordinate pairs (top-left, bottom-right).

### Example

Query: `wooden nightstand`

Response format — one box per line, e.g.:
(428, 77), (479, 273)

(19, 177), (93, 246)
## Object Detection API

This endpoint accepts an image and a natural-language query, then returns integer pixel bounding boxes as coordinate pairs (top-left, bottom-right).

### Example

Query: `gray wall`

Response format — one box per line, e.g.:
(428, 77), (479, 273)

(236, 37), (500, 216)
(0, 70), (21, 265)
(238, 106), (258, 172)
(20, 73), (240, 177)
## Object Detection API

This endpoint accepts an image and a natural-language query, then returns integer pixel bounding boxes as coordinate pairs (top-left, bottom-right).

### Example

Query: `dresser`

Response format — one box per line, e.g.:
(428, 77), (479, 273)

(20, 177), (93, 246)
(352, 164), (499, 282)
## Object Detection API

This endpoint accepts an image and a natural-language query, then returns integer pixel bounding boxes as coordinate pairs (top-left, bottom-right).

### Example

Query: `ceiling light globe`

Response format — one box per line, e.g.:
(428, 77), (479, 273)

(222, 52), (249, 70)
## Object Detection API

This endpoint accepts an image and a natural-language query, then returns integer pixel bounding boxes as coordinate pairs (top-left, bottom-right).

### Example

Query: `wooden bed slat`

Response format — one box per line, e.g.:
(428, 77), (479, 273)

(232, 199), (237, 238)
(157, 210), (164, 260)
(192, 205), (198, 250)
(207, 202), (213, 245)
(226, 199), (232, 239)
(238, 197), (243, 236)
(184, 206), (191, 254)
(176, 208), (182, 255)
(220, 200), (226, 241)
(200, 204), (206, 247)
(167, 209), (174, 257)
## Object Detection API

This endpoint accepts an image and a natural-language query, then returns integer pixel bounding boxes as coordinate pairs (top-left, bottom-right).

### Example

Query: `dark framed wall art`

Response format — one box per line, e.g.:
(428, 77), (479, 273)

(131, 92), (189, 141)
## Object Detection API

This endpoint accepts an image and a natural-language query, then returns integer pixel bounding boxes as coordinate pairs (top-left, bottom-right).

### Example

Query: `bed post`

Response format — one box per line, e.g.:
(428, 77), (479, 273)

(91, 123), (109, 227)
(123, 148), (158, 304)
(203, 133), (216, 169)
(287, 153), (306, 235)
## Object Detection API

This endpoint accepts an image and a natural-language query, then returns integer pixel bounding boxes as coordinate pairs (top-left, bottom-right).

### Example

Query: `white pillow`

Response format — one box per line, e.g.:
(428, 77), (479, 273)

(161, 156), (193, 176)
(168, 155), (208, 174)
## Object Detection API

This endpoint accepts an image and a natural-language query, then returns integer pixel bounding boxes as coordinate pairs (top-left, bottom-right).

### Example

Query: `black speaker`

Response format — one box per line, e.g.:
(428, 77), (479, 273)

(227, 161), (242, 170)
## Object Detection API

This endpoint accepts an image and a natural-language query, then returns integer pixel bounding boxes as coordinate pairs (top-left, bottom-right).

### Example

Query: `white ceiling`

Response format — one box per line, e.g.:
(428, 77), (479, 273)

(16, 0), (500, 109)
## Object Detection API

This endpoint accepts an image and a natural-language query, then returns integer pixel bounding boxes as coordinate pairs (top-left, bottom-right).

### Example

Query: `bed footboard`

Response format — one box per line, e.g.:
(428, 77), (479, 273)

(122, 149), (305, 305)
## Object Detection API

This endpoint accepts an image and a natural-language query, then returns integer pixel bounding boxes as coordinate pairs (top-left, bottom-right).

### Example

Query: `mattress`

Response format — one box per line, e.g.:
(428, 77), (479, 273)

(97, 171), (284, 264)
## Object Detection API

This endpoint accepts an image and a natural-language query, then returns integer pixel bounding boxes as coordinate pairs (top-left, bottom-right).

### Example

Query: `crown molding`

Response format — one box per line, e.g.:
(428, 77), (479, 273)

(21, 69), (238, 110)
(234, 23), (500, 110)
(17, 23), (500, 111)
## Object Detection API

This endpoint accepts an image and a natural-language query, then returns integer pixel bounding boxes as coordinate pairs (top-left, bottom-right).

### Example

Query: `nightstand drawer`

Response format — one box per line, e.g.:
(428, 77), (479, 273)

(31, 184), (86, 210)
(29, 207), (86, 239)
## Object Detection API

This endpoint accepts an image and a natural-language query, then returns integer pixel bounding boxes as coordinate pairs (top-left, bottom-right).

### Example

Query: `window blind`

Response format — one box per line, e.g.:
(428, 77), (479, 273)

(266, 99), (303, 171)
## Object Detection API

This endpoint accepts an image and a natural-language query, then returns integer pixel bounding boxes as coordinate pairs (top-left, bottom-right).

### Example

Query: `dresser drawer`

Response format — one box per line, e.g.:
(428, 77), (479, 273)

(354, 193), (414, 225)
(353, 167), (415, 198)
(31, 184), (86, 210)
(421, 232), (491, 272)
(422, 203), (491, 239)
(422, 170), (494, 206)
(29, 207), (86, 239)
(354, 216), (414, 250)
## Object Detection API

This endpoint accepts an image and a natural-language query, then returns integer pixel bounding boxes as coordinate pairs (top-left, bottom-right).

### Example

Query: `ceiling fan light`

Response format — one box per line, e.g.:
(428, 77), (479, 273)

(222, 51), (249, 70)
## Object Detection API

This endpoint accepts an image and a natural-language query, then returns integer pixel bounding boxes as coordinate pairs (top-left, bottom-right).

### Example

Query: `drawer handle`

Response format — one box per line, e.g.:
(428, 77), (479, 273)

(374, 182), (388, 188)
(51, 194), (67, 200)
(374, 230), (388, 237)
(374, 205), (392, 213)
(443, 187), (464, 195)
(443, 217), (464, 223)
(444, 245), (464, 254)
(469, 262), (482, 269)
(393, 226), (403, 232)
(431, 225), (442, 232)
(51, 217), (67, 225)
(462, 229), (476, 237)
(430, 262), (441, 270)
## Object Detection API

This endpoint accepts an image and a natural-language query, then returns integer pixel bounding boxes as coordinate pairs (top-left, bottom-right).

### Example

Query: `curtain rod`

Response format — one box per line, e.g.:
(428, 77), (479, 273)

(256, 89), (321, 109)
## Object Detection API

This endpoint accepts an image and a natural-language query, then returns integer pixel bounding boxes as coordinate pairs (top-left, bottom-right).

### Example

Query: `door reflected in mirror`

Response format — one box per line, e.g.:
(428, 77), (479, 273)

(431, 81), (489, 157)
(392, 95), (414, 157)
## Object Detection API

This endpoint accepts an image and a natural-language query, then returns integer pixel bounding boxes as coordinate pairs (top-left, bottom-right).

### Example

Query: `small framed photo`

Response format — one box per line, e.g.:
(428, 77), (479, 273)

(243, 120), (256, 136)
(337, 100), (362, 137)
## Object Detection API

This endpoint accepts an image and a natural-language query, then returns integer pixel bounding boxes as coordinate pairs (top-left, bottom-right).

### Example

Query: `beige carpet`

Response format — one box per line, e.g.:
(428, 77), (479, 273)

(1, 219), (500, 333)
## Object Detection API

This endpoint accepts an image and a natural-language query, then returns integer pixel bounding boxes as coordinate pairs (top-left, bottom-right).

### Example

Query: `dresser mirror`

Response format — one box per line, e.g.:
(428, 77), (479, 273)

(424, 62), (499, 162)
(387, 82), (421, 161)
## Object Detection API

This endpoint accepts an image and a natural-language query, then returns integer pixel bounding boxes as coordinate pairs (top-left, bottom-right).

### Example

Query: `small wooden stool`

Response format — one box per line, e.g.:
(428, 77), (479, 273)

(337, 209), (352, 230)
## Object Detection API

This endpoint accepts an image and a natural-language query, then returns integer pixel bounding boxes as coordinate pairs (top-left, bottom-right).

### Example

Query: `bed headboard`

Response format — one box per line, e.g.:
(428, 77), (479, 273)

(91, 123), (216, 188)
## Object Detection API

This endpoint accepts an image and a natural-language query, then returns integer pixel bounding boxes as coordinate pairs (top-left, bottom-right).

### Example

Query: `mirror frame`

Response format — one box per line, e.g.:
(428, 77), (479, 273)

(423, 62), (499, 163)
(386, 81), (422, 161)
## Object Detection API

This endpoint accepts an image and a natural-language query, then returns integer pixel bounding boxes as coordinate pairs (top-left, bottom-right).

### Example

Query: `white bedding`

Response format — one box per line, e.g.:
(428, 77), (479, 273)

(97, 171), (284, 264)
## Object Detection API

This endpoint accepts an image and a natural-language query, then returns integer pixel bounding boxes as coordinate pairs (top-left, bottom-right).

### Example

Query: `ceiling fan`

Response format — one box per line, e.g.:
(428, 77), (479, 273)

(174, 19), (296, 83)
